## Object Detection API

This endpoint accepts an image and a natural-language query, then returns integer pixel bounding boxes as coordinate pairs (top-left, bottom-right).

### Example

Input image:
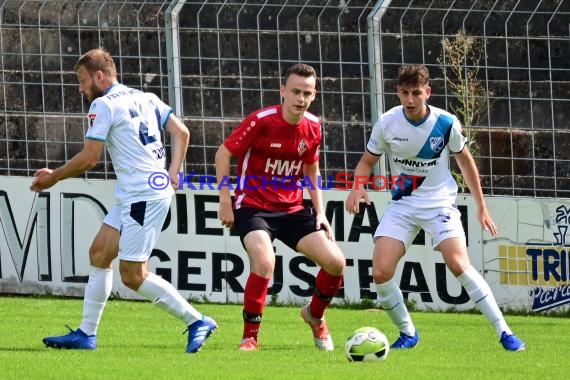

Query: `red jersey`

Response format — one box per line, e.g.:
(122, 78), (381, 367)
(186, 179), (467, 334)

(224, 105), (321, 213)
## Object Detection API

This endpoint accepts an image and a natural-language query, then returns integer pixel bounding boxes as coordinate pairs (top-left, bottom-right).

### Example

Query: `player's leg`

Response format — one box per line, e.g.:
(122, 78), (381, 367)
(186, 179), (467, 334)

(281, 209), (343, 351)
(373, 236), (418, 348)
(118, 198), (217, 354)
(239, 229), (276, 350)
(372, 203), (419, 349)
(438, 237), (525, 351)
(298, 232), (345, 320)
(291, 210), (346, 307)
(42, 207), (120, 350)
(234, 208), (278, 350)
(79, 211), (120, 336)
(296, 230), (344, 351)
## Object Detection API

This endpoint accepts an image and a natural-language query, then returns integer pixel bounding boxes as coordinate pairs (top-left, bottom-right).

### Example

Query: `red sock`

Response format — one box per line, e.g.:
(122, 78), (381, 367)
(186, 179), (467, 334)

(242, 272), (270, 340)
(310, 269), (343, 319)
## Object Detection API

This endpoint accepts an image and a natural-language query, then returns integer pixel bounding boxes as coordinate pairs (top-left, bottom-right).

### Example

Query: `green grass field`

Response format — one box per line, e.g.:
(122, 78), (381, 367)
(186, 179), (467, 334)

(0, 295), (566, 380)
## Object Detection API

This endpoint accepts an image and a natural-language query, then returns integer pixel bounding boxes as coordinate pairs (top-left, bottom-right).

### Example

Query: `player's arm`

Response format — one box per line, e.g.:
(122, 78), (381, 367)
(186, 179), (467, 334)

(165, 114), (190, 190)
(345, 151), (379, 214)
(454, 146), (497, 236)
(215, 144), (234, 228)
(303, 161), (334, 240)
(30, 139), (104, 192)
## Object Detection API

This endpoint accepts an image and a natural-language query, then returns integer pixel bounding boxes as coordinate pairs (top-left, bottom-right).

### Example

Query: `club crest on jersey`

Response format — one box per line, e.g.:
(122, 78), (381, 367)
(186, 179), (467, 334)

(298, 139), (307, 156)
(88, 113), (96, 128)
(430, 136), (444, 153)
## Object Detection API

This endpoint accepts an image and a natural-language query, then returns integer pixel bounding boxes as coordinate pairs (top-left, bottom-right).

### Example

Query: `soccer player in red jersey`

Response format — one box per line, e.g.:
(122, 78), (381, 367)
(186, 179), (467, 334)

(215, 63), (346, 351)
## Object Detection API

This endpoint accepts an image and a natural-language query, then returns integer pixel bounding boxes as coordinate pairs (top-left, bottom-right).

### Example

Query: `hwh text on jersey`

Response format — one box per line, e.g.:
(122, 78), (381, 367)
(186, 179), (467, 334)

(264, 158), (303, 176)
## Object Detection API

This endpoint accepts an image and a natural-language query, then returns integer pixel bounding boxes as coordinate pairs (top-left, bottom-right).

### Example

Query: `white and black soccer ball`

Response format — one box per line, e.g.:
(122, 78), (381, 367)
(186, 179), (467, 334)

(345, 326), (390, 362)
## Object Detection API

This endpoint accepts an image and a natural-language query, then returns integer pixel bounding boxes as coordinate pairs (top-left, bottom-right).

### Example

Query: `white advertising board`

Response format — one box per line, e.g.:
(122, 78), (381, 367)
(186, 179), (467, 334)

(1, 176), (568, 312)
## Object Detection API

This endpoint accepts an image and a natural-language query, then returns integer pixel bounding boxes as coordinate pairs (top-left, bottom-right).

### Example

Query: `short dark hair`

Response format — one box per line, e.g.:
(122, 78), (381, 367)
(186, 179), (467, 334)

(397, 64), (430, 88)
(75, 48), (117, 78)
(283, 63), (317, 84)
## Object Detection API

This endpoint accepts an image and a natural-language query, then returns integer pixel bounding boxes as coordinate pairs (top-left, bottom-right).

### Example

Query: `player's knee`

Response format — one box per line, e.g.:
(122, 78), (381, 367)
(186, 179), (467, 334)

(320, 253), (345, 276)
(332, 255), (346, 276)
(88, 242), (98, 258)
(120, 275), (140, 291)
(448, 262), (468, 277)
(250, 259), (274, 277)
(119, 267), (143, 290)
(89, 245), (116, 268)
(372, 267), (394, 284)
(444, 257), (471, 277)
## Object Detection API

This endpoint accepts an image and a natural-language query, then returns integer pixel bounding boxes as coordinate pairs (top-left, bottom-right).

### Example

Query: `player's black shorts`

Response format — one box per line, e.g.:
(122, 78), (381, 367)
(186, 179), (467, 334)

(234, 207), (319, 251)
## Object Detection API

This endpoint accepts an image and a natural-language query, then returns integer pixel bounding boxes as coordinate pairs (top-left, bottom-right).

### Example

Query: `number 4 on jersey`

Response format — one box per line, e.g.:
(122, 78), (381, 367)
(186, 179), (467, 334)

(129, 106), (158, 146)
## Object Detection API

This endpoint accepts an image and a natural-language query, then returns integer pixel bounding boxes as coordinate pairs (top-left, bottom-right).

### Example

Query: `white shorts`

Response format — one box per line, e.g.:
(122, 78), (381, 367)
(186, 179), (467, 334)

(104, 197), (171, 262)
(374, 201), (465, 250)
(103, 205), (121, 230)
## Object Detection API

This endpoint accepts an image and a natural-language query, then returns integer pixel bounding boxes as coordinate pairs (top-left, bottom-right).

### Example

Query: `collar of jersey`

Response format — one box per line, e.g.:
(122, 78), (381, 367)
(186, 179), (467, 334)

(103, 82), (121, 95)
(402, 105), (430, 127)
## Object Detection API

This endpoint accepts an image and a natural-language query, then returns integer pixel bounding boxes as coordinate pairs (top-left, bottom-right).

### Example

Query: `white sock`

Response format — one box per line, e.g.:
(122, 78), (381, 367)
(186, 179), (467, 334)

(79, 266), (113, 336)
(376, 278), (415, 336)
(457, 266), (512, 337)
(137, 272), (202, 326)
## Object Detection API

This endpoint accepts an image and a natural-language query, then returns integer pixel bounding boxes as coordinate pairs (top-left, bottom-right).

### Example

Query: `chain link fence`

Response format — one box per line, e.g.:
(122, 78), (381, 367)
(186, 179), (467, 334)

(1, 0), (568, 197)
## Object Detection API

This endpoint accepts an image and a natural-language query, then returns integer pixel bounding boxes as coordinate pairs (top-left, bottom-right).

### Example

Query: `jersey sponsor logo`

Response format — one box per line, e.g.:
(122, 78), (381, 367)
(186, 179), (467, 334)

(430, 136), (445, 152)
(393, 157), (437, 167)
(88, 113), (96, 128)
(264, 158), (303, 176)
(298, 139), (307, 156)
(104, 88), (141, 100)
(393, 136), (408, 142)
(270, 142), (282, 148)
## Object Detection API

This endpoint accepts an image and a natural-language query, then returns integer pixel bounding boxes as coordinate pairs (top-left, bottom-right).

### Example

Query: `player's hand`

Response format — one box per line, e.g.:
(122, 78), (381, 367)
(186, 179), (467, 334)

(478, 208), (498, 237)
(30, 168), (56, 192)
(345, 189), (370, 214)
(218, 199), (234, 229)
(315, 212), (335, 241)
(168, 168), (180, 190)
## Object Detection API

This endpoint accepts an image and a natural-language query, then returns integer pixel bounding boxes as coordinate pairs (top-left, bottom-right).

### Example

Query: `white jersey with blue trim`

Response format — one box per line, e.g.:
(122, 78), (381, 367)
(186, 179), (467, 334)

(85, 83), (174, 204)
(366, 105), (467, 206)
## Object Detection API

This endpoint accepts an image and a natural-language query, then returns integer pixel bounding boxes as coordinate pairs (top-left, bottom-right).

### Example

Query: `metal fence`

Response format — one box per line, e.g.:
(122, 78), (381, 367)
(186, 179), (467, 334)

(1, 0), (569, 197)
(0, 0), (173, 179)
(369, 0), (570, 198)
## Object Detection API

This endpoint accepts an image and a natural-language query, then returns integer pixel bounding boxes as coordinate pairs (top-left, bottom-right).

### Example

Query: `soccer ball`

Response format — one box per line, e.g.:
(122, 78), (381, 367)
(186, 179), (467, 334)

(344, 327), (390, 362)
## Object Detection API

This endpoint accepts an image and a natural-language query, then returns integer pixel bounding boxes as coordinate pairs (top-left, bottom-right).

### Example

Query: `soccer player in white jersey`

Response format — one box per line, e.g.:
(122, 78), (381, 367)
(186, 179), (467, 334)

(30, 48), (217, 353)
(345, 64), (525, 351)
